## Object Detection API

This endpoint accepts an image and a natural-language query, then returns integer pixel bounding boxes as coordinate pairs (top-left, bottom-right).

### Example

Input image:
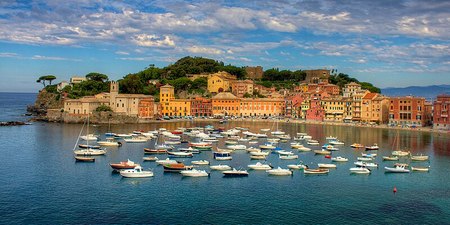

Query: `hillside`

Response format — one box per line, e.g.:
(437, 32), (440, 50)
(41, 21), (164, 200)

(381, 85), (450, 99)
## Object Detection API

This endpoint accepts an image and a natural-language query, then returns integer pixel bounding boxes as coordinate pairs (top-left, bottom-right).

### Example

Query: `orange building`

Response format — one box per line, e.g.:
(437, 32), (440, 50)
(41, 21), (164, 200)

(191, 97), (212, 117)
(433, 94), (450, 130)
(211, 92), (241, 116)
(240, 98), (284, 117)
(138, 98), (155, 118)
(361, 93), (389, 124)
(388, 96), (431, 127)
(231, 80), (254, 97)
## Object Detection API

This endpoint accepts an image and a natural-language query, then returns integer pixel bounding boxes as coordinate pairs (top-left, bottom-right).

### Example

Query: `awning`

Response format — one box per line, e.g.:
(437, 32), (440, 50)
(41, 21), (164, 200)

(344, 116), (352, 120)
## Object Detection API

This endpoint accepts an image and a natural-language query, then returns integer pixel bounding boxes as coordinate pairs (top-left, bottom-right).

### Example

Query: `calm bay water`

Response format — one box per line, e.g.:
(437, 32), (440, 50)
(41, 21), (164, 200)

(0, 93), (449, 224)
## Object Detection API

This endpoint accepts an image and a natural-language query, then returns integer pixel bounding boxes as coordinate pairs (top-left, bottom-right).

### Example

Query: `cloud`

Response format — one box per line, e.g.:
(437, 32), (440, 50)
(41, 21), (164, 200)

(186, 46), (223, 55)
(0, 52), (19, 58)
(31, 55), (79, 61)
(132, 34), (175, 48)
(115, 51), (130, 55)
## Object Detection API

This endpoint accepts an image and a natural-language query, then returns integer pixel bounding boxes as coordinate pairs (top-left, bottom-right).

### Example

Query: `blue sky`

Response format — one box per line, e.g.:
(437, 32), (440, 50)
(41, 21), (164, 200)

(0, 0), (449, 92)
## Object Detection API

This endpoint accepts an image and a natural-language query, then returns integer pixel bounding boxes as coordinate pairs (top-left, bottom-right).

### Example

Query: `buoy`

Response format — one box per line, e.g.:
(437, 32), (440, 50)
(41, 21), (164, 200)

(325, 155), (331, 159)
(393, 187), (397, 194)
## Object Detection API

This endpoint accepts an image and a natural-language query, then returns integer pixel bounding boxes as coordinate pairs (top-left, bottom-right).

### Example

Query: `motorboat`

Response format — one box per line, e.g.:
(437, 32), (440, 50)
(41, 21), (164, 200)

(267, 138), (280, 143)
(331, 156), (348, 162)
(114, 133), (133, 139)
(350, 143), (364, 148)
(318, 163), (336, 168)
(384, 163), (410, 173)
(250, 155), (267, 160)
(350, 167), (371, 174)
(74, 148), (107, 156)
(278, 134), (291, 140)
(322, 144), (339, 151)
(165, 140), (181, 145)
(97, 138), (122, 147)
(259, 143), (277, 150)
(279, 155), (298, 160)
(314, 149), (331, 155)
(392, 150), (410, 156)
(163, 163), (194, 172)
(354, 161), (378, 168)
(110, 159), (138, 170)
(180, 169), (209, 177)
(357, 157), (373, 161)
(143, 156), (158, 161)
(189, 142), (212, 148)
(123, 136), (148, 143)
(156, 158), (179, 165)
(120, 166), (154, 178)
(246, 147), (260, 153)
(277, 150), (294, 155)
(362, 153), (377, 158)
(144, 148), (167, 154)
(210, 165), (232, 171)
(411, 166), (430, 172)
(410, 154), (429, 161)
(294, 145), (311, 152)
(213, 152), (232, 161)
(238, 138), (250, 142)
(287, 163), (307, 170)
(329, 140), (345, 145)
(74, 156), (95, 162)
(155, 144), (174, 150)
(271, 130), (285, 135)
(178, 147), (200, 154)
(365, 144), (379, 150)
(227, 145), (247, 150)
(295, 133), (312, 140)
(78, 144), (101, 149)
(222, 168), (249, 177)
(225, 140), (238, 145)
(191, 160), (210, 165)
(382, 156), (399, 161)
(248, 162), (273, 170)
(167, 151), (193, 158)
(80, 134), (98, 141)
(307, 140), (320, 146)
(267, 167), (292, 176)
(304, 168), (329, 175)
(250, 151), (270, 156)
(260, 128), (270, 132)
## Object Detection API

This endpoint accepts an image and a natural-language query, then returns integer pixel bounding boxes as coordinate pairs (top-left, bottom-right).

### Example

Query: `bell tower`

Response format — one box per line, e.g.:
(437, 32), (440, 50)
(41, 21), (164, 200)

(110, 81), (119, 94)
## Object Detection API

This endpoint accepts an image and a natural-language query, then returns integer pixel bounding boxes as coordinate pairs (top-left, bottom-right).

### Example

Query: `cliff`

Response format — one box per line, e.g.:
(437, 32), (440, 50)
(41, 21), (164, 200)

(27, 89), (63, 121)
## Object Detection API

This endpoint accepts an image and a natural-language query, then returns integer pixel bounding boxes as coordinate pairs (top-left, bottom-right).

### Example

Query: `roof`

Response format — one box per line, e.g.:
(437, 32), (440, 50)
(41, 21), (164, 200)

(212, 92), (238, 100)
(362, 93), (378, 100)
(160, 84), (174, 88)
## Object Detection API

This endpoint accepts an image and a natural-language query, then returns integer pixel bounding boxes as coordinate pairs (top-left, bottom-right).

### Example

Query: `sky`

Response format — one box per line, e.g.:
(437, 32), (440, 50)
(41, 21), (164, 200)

(0, 0), (449, 92)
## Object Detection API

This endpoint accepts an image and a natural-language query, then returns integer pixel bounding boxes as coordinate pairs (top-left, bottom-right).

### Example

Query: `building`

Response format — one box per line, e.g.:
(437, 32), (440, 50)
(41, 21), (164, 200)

(159, 84), (191, 117)
(343, 82), (361, 98)
(305, 91), (325, 121)
(231, 80), (254, 97)
(433, 94), (450, 130)
(321, 96), (352, 122)
(351, 89), (370, 122)
(245, 66), (263, 80)
(360, 93), (389, 124)
(57, 81), (69, 92)
(211, 92), (241, 116)
(304, 69), (330, 84)
(69, 76), (87, 84)
(240, 98), (284, 117)
(388, 96), (431, 127)
(64, 95), (110, 115)
(110, 81), (153, 117)
(253, 84), (276, 96)
(191, 97), (212, 117)
(138, 98), (155, 118)
(207, 71), (237, 94)
(307, 82), (340, 96)
(293, 83), (308, 93)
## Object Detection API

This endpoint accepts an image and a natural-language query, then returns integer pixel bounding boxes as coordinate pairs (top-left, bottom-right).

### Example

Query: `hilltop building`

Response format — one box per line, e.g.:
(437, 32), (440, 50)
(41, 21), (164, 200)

(304, 69), (330, 84)
(69, 76), (87, 84)
(245, 66), (263, 80)
(433, 94), (450, 130)
(207, 71), (237, 94)
(231, 80), (254, 97)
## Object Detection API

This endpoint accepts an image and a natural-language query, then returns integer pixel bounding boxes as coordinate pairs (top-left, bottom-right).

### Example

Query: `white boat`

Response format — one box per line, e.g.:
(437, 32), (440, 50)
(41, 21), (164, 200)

(287, 163), (307, 170)
(167, 151), (193, 158)
(365, 144), (379, 150)
(191, 160), (210, 165)
(271, 130), (285, 135)
(314, 149), (331, 155)
(80, 134), (98, 141)
(411, 166), (430, 172)
(120, 166), (154, 178)
(304, 168), (329, 174)
(280, 155), (298, 160)
(354, 161), (378, 168)
(115, 133), (133, 139)
(267, 167), (292, 176)
(250, 155), (267, 160)
(350, 167), (371, 174)
(259, 143), (276, 150)
(326, 136), (337, 140)
(296, 133), (312, 140)
(277, 150), (294, 155)
(392, 150), (410, 156)
(248, 162), (273, 170)
(225, 140), (238, 145)
(383, 156), (399, 161)
(156, 158), (178, 165)
(213, 152), (232, 161)
(210, 165), (232, 171)
(329, 140), (345, 145)
(222, 168), (249, 177)
(143, 156), (158, 161)
(246, 147), (260, 153)
(267, 138), (280, 143)
(331, 156), (348, 162)
(180, 169), (209, 177)
(97, 138), (122, 147)
(165, 140), (181, 145)
(357, 157), (373, 161)
(318, 163), (336, 168)
(74, 148), (107, 156)
(260, 128), (270, 132)
(362, 153), (377, 158)
(322, 144), (339, 151)
(307, 140), (320, 145)
(250, 151), (270, 156)
(227, 145), (247, 150)
(123, 136), (148, 143)
(384, 163), (410, 173)
(238, 138), (249, 142)
(410, 154), (429, 161)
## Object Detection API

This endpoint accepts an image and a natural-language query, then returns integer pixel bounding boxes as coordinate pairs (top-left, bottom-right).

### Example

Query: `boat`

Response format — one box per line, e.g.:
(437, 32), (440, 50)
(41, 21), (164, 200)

(246, 147), (260, 153)
(350, 167), (371, 174)
(392, 150), (410, 156)
(144, 148), (167, 154)
(267, 167), (292, 176)
(279, 155), (298, 160)
(293, 144), (311, 152)
(250, 151), (270, 156)
(180, 169), (209, 177)
(156, 158), (178, 165)
(167, 151), (193, 158)
(74, 156), (95, 162)
(247, 162), (272, 170)
(165, 140), (181, 145)
(143, 156), (158, 161)
(260, 128), (270, 132)
(357, 157), (373, 161)
(361, 153), (377, 158)
(97, 138), (122, 147)
(123, 136), (148, 143)
(318, 163), (336, 168)
(250, 155), (267, 160)
(80, 134), (98, 141)
(287, 163), (307, 170)
(304, 168), (329, 175)
(365, 144), (379, 150)
(178, 147), (200, 154)
(225, 140), (238, 145)
(213, 152), (232, 160)
(259, 143), (276, 150)
(191, 160), (210, 165)
(115, 133), (133, 139)
(163, 163), (194, 172)
(314, 149), (331, 155)
(110, 159), (138, 170)
(326, 136), (337, 140)
(120, 166), (154, 178)
(277, 150), (294, 155)
(322, 144), (339, 151)
(73, 116), (107, 156)
(295, 133), (312, 140)
(78, 144), (101, 149)
(384, 163), (410, 173)
(354, 161), (378, 168)
(331, 156), (348, 162)
(226, 145), (247, 150)
(307, 140), (320, 146)
(350, 143), (364, 148)
(154, 144), (174, 150)
(210, 164), (232, 171)
(411, 166), (430, 172)
(222, 168), (249, 177)
(410, 154), (429, 161)
(383, 156), (399, 161)
(329, 140), (345, 145)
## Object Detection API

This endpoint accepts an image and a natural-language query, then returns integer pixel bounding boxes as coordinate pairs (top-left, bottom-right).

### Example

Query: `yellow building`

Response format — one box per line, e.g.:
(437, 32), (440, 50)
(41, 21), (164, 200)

(64, 96), (110, 115)
(207, 71), (237, 93)
(211, 92), (241, 116)
(351, 89), (370, 121)
(159, 84), (191, 116)
(361, 93), (389, 124)
(321, 97), (352, 122)
(240, 98), (284, 117)
(294, 83), (309, 93)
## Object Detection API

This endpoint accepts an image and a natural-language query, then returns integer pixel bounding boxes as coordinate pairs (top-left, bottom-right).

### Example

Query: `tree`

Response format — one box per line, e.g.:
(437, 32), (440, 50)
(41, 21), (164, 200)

(86, 72), (109, 82)
(243, 92), (252, 98)
(95, 105), (112, 112)
(119, 74), (144, 94)
(36, 75), (57, 87)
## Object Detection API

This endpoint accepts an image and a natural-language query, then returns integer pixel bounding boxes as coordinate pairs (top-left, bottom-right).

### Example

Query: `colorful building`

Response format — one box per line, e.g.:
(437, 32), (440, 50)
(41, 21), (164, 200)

(343, 82), (361, 98)
(240, 98), (284, 117)
(211, 92), (241, 116)
(231, 80), (254, 97)
(305, 91), (325, 121)
(159, 84), (191, 117)
(388, 96), (431, 127)
(433, 94), (450, 130)
(191, 97), (212, 117)
(304, 69), (330, 83)
(321, 96), (352, 122)
(207, 71), (237, 93)
(360, 93), (389, 124)
(245, 66), (263, 80)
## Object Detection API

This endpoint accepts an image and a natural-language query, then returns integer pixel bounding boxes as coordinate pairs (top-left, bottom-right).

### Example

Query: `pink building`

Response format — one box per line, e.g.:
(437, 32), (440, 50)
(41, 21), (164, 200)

(433, 94), (450, 130)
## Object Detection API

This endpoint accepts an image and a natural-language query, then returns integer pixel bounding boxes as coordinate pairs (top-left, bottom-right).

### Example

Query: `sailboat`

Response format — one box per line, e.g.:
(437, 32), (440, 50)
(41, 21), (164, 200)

(270, 119), (285, 135)
(74, 115), (107, 157)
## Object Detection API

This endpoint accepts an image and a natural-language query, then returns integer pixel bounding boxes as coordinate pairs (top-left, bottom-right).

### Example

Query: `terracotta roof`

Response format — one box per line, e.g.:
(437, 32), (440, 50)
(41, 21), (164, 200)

(362, 93), (378, 100)
(212, 92), (238, 99)
(160, 84), (174, 88)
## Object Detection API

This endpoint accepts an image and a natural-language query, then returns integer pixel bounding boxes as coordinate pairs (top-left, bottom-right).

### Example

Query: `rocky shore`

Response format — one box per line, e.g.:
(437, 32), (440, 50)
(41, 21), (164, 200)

(0, 121), (31, 126)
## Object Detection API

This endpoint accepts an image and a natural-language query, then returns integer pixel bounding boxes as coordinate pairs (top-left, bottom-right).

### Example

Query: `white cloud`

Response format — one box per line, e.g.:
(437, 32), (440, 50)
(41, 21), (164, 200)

(31, 55), (79, 61)
(115, 51), (130, 55)
(0, 52), (19, 58)
(132, 34), (175, 48)
(186, 46), (223, 55)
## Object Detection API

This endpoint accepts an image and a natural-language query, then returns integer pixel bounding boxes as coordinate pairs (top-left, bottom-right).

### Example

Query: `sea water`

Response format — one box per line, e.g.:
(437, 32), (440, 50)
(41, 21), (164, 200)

(0, 93), (449, 224)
